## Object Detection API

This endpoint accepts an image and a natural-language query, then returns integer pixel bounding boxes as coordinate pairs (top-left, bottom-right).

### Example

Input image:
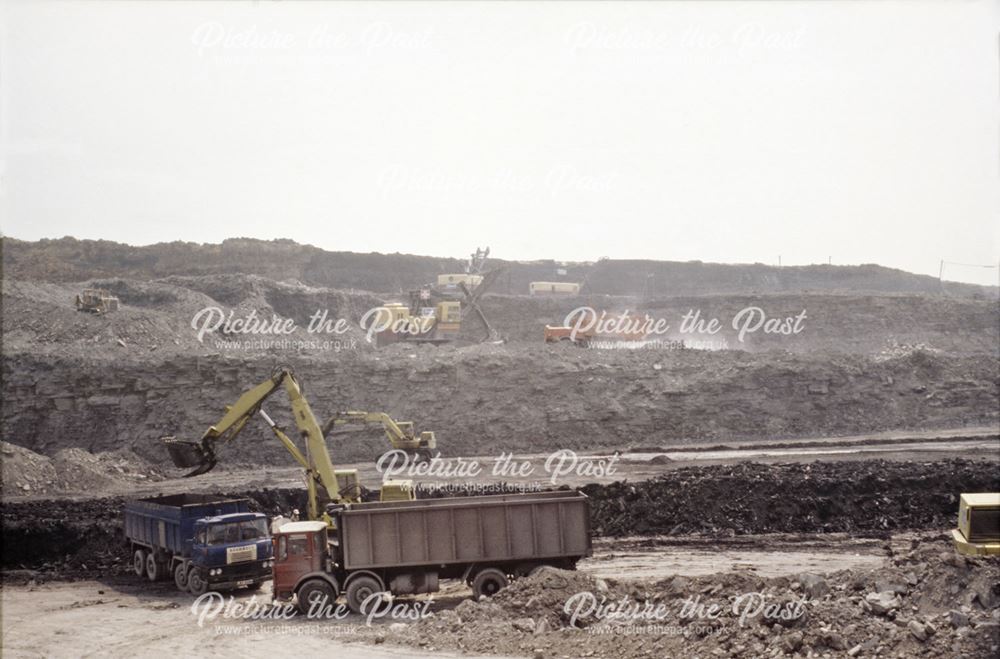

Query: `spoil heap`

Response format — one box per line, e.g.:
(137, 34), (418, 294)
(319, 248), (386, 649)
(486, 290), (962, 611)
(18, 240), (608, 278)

(383, 538), (1000, 659)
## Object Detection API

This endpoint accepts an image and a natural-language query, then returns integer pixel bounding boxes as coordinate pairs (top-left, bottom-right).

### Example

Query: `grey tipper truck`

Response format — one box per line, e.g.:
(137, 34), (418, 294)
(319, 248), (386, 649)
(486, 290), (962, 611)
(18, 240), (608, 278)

(272, 489), (592, 613)
(124, 494), (273, 595)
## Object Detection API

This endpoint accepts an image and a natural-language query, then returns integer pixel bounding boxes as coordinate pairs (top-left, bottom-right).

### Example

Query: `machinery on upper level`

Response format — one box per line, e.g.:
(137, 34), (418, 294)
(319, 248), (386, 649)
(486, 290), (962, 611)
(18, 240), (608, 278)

(75, 288), (120, 314)
(375, 246), (505, 346)
(322, 410), (437, 463)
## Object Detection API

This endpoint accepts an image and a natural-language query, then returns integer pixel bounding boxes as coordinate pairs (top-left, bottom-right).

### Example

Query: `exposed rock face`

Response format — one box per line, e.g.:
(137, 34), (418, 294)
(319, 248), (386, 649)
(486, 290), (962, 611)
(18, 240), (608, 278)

(2, 347), (997, 464)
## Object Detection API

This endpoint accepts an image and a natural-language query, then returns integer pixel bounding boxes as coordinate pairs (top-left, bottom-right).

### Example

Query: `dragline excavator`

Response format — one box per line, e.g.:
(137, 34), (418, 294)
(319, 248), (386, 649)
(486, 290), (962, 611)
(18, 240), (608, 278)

(322, 411), (437, 463)
(163, 367), (414, 528)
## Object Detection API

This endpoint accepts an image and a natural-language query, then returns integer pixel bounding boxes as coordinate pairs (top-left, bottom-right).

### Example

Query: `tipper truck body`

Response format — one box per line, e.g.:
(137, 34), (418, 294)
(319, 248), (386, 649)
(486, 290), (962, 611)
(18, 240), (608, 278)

(272, 490), (592, 613)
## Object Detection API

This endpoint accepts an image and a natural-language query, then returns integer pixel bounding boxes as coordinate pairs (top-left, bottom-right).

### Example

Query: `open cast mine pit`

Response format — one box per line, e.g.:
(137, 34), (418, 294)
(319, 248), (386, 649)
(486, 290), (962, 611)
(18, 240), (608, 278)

(2, 238), (998, 659)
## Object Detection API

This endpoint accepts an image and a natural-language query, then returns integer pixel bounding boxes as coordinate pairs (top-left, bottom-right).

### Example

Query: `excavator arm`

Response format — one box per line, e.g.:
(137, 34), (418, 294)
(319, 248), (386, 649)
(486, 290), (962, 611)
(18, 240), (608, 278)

(323, 411), (413, 442)
(164, 368), (352, 522)
(323, 411), (437, 460)
(165, 373), (286, 476)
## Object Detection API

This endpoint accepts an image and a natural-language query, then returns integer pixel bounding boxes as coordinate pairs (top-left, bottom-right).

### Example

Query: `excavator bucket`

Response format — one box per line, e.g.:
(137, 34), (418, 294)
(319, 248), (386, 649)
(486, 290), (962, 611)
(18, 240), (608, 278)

(163, 437), (217, 477)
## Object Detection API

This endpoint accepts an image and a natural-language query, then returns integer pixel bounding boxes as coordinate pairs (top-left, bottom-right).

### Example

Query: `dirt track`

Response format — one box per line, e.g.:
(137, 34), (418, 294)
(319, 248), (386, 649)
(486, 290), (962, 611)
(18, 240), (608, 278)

(0, 580), (502, 659)
(0, 532), (890, 658)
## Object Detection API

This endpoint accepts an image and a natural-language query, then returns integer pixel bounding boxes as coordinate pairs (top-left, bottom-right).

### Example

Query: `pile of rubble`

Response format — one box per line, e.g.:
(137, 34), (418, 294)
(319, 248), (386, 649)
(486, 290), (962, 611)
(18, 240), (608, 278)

(378, 537), (1000, 659)
(0, 442), (167, 496)
(1, 442), (58, 495)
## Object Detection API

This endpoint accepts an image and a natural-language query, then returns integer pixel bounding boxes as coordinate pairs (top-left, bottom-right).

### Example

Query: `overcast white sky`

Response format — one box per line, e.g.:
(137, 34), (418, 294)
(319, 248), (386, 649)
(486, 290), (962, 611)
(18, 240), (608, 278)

(1, 1), (998, 285)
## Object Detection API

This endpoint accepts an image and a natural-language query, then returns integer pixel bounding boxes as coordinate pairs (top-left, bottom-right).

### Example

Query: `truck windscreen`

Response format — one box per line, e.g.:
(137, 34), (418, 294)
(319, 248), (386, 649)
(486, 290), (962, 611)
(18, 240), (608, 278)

(207, 519), (269, 545)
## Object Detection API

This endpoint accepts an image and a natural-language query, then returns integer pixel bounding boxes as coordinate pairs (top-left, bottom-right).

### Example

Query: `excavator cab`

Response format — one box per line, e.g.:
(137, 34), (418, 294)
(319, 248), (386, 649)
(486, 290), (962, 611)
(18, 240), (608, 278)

(334, 470), (362, 501)
(380, 480), (415, 502)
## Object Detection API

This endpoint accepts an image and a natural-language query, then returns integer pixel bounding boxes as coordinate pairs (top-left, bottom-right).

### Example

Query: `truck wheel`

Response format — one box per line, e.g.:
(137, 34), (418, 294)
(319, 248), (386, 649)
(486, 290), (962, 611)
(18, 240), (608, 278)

(187, 568), (208, 596)
(345, 576), (382, 614)
(146, 553), (164, 582)
(133, 549), (147, 577)
(472, 568), (509, 599)
(297, 579), (336, 615)
(174, 563), (189, 591)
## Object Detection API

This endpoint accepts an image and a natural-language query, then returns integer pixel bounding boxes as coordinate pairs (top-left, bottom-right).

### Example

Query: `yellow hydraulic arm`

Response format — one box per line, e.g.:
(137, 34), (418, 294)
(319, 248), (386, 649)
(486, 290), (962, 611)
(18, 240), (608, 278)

(323, 411), (437, 460)
(164, 368), (355, 523)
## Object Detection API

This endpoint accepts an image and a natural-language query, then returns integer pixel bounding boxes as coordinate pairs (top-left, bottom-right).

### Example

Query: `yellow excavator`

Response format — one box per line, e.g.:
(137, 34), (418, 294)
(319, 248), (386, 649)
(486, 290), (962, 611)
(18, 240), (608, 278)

(164, 367), (414, 528)
(322, 411), (437, 463)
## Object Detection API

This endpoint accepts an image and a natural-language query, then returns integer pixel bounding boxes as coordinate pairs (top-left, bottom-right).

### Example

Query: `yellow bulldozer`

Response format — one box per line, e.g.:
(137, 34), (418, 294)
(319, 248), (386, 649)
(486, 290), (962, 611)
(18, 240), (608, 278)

(75, 288), (120, 314)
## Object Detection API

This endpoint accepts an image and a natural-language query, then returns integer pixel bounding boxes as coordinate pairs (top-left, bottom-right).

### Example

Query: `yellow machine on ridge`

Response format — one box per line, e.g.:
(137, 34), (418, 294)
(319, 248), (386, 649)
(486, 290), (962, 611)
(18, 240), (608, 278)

(75, 288), (120, 314)
(374, 246), (505, 347)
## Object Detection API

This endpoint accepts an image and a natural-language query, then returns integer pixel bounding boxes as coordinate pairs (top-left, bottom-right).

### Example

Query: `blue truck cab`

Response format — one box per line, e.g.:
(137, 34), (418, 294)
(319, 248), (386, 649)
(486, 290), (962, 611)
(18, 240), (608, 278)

(124, 494), (273, 595)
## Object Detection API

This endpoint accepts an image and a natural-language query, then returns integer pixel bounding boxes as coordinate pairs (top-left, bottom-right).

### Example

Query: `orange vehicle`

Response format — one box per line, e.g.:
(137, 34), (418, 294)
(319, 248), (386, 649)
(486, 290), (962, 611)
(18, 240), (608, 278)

(544, 324), (596, 345)
(544, 312), (648, 346)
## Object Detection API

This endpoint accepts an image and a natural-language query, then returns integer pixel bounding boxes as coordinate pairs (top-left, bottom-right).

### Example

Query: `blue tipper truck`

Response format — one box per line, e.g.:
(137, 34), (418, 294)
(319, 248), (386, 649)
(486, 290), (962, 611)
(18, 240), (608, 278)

(124, 493), (273, 595)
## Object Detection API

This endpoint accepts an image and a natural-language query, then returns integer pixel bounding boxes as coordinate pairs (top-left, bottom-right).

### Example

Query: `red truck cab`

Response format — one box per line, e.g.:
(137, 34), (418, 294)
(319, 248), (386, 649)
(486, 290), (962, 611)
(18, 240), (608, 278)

(272, 521), (338, 611)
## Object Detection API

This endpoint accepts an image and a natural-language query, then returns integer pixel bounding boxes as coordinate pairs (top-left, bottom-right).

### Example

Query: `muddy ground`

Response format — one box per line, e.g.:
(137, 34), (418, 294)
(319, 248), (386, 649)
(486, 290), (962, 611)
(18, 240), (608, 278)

(3, 533), (997, 659)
